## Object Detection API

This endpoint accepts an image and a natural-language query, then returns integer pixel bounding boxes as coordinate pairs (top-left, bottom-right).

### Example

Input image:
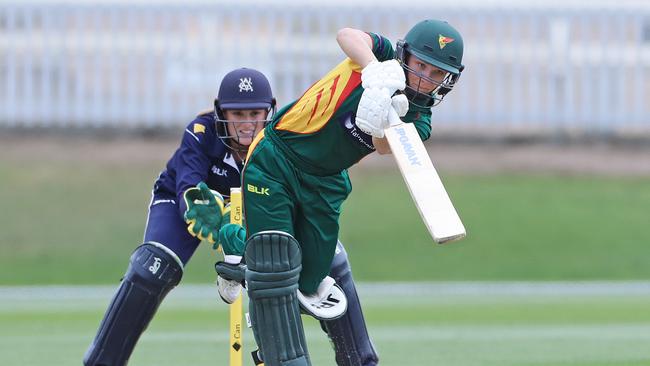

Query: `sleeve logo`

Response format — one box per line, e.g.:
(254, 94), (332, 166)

(193, 123), (206, 134)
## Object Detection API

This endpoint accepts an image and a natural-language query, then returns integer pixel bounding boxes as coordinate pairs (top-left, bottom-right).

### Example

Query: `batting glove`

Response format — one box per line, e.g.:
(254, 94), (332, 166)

(361, 59), (406, 95)
(355, 87), (392, 138)
(391, 93), (409, 118)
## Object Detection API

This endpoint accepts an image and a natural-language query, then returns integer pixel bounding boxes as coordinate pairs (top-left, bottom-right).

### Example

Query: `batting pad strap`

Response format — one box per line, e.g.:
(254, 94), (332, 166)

(215, 261), (246, 283)
(246, 268), (301, 299)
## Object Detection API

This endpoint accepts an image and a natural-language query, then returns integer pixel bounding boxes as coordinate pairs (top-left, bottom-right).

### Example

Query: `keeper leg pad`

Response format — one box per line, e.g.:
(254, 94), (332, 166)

(320, 241), (379, 366)
(83, 242), (183, 366)
(245, 231), (310, 366)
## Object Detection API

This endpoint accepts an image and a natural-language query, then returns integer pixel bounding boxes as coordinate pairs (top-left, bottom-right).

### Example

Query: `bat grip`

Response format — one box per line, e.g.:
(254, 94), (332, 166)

(388, 107), (403, 127)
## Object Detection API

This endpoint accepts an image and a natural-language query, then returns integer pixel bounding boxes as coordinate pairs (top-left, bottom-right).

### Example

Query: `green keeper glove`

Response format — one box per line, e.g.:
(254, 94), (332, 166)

(214, 223), (247, 304)
(221, 203), (231, 226)
(213, 223), (246, 260)
(183, 182), (226, 244)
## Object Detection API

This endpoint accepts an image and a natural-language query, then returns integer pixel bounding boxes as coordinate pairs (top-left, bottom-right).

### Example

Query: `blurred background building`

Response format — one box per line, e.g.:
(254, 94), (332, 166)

(1, 0), (649, 138)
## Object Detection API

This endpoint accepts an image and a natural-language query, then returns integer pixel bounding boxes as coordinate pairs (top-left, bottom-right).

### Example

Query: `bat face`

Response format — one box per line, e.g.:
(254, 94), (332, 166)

(384, 112), (466, 244)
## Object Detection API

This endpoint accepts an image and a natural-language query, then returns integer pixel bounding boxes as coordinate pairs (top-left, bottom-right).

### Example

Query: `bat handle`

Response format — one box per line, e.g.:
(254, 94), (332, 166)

(388, 107), (403, 127)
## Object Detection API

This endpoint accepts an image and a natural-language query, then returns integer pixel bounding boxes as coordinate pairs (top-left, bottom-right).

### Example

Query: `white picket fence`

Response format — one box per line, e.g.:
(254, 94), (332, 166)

(1, 0), (649, 134)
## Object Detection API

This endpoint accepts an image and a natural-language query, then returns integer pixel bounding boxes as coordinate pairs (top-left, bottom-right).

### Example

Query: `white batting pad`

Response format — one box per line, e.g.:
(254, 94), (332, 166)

(297, 276), (348, 320)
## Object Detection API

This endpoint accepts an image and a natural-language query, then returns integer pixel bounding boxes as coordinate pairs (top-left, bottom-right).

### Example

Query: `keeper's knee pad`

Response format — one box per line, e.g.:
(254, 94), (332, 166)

(245, 231), (310, 366)
(321, 241), (379, 366)
(83, 242), (183, 366)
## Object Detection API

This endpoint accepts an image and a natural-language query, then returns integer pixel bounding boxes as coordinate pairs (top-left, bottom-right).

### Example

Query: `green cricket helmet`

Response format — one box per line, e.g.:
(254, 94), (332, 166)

(396, 19), (465, 107)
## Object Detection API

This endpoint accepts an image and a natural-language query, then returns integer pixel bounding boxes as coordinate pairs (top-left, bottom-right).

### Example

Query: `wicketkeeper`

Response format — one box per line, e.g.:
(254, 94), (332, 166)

(82, 67), (273, 365)
(228, 20), (465, 366)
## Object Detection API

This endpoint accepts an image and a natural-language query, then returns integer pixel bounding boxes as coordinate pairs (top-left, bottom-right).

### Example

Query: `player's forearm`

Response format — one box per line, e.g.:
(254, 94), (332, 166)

(372, 136), (392, 154)
(336, 28), (376, 68)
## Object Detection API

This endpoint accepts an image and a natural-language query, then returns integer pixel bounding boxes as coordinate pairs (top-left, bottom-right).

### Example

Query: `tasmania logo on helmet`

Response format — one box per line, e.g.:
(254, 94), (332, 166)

(438, 34), (454, 49)
(238, 77), (253, 92)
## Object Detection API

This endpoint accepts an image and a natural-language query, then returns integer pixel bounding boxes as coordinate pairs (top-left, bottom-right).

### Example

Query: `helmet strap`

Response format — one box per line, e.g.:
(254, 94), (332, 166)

(395, 39), (407, 64)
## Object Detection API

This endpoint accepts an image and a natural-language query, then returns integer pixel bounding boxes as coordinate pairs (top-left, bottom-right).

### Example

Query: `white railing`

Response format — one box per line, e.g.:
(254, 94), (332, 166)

(1, 0), (649, 133)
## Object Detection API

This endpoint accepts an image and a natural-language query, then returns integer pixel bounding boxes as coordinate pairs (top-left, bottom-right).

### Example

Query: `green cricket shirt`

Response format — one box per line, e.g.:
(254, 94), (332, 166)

(264, 33), (432, 176)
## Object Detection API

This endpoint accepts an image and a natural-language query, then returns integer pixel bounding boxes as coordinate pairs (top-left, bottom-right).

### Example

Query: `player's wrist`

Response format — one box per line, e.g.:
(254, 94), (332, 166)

(372, 136), (391, 154)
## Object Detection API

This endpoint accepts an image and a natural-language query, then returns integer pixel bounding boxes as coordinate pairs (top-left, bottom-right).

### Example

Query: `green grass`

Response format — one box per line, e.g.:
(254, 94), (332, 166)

(1, 153), (649, 284)
(342, 170), (650, 281)
(0, 156), (161, 284)
(2, 284), (650, 365)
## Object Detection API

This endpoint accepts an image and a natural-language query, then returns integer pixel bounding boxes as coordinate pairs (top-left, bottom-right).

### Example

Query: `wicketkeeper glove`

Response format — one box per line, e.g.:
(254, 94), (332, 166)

(183, 182), (226, 244)
(212, 223), (247, 262)
(213, 223), (248, 304)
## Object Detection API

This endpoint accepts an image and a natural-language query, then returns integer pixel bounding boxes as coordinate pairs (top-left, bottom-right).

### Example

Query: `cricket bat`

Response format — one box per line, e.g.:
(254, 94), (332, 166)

(229, 187), (243, 366)
(384, 108), (466, 244)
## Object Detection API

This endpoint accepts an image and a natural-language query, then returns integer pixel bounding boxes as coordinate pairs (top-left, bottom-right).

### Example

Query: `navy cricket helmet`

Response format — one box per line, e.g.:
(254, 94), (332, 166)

(213, 68), (276, 150)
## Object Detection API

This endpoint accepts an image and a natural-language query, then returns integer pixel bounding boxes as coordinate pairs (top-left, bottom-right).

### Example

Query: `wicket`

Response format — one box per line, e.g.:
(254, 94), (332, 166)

(229, 187), (243, 366)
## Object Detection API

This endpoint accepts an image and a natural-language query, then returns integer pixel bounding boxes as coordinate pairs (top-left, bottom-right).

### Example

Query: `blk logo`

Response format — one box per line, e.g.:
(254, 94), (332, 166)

(247, 184), (269, 196)
(211, 165), (228, 177)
